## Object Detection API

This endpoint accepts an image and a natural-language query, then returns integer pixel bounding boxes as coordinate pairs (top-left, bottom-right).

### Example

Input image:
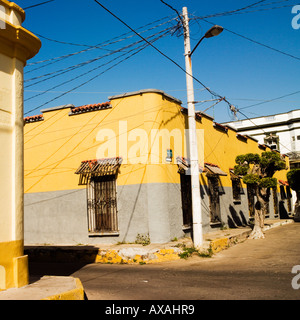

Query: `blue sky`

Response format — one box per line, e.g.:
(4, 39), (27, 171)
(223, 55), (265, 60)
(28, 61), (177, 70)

(15, 0), (300, 123)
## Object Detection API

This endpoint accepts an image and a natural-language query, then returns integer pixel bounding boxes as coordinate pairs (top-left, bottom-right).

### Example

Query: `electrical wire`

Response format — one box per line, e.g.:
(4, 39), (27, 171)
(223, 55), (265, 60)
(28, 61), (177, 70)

(23, 0), (55, 10)
(26, 14), (177, 68)
(159, 0), (184, 27)
(24, 25), (174, 87)
(24, 101), (183, 172)
(201, 18), (300, 62)
(239, 89), (300, 110)
(24, 29), (170, 115)
(25, 29), (171, 95)
(191, 0), (269, 20)
(215, 3), (295, 17)
(192, 0), (293, 20)
(236, 109), (295, 154)
(25, 1), (293, 119)
(92, 0), (234, 110)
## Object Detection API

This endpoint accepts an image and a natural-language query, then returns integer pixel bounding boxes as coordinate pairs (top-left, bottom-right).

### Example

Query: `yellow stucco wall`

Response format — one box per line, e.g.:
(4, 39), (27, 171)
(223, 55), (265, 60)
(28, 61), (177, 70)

(0, 0), (41, 289)
(24, 90), (289, 196)
(25, 92), (185, 192)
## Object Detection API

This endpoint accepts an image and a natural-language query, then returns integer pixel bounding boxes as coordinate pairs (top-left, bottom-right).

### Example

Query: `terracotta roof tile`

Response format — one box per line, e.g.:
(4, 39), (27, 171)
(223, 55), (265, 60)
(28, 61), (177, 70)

(213, 122), (228, 132)
(24, 114), (44, 123)
(70, 102), (111, 115)
(75, 157), (123, 185)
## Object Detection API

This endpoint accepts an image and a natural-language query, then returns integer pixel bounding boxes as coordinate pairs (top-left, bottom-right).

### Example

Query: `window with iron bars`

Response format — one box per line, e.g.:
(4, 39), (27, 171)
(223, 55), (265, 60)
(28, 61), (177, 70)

(86, 175), (119, 234)
(231, 178), (243, 202)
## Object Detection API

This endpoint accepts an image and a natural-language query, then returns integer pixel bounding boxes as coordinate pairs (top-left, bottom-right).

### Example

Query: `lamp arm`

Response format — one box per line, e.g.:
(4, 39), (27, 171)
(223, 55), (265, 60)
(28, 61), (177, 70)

(189, 35), (205, 57)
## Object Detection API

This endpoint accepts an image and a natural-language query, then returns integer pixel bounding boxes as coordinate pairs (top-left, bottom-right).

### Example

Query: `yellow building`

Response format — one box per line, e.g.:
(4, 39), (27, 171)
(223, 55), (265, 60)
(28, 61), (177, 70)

(24, 89), (290, 245)
(0, 0), (41, 289)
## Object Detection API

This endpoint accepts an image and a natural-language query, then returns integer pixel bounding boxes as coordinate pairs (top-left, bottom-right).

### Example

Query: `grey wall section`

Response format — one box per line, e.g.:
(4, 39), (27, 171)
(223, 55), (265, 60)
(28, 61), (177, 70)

(199, 184), (250, 234)
(200, 183), (281, 234)
(24, 182), (282, 245)
(24, 189), (88, 245)
(24, 183), (185, 245)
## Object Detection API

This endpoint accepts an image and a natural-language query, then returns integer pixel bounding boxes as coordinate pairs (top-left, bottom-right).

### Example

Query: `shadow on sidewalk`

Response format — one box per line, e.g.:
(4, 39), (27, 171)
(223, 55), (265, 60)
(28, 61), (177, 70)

(25, 245), (99, 284)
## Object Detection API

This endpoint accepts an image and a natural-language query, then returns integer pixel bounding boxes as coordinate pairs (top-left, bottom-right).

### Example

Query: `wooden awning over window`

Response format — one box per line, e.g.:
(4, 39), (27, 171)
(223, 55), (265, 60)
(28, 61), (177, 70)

(205, 163), (227, 176)
(176, 156), (190, 173)
(176, 156), (204, 174)
(75, 157), (122, 185)
(176, 157), (227, 176)
(278, 180), (289, 186)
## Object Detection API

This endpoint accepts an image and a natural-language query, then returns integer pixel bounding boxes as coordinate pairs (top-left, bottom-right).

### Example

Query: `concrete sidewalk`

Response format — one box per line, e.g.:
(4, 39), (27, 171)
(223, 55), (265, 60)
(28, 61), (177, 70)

(23, 218), (295, 265)
(0, 218), (294, 300)
(0, 276), (85, 300)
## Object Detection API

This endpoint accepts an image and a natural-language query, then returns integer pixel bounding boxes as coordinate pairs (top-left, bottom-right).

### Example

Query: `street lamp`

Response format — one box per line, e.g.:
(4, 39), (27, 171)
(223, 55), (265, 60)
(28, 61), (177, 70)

(189, 25), (223, 57)
(182, 7), (223, 248)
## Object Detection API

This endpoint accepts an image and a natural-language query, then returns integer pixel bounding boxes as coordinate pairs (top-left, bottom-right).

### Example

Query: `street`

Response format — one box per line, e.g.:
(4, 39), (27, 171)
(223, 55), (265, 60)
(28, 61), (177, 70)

(29, 223), (300, 300)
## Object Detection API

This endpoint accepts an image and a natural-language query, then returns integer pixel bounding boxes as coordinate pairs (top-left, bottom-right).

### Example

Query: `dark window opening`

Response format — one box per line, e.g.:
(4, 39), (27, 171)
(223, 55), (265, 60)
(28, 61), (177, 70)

(208, 176), (221, 223)
(280, 185), (286, 200)
(232, 178), (242, 202)
(180, 173), (192, 228)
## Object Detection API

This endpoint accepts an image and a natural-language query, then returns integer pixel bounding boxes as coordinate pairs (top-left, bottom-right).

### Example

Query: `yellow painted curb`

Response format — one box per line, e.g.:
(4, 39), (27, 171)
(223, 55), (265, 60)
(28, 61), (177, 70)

(95, 248), (180, 264)
(42, 278), (85, 300)
(210, 238), (229, 253)
(150, 249), (180, 263)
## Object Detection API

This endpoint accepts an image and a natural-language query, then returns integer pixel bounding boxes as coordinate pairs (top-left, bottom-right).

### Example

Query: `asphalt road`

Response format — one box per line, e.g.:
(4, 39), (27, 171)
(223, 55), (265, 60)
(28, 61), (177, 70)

(29, 223), (300, 300)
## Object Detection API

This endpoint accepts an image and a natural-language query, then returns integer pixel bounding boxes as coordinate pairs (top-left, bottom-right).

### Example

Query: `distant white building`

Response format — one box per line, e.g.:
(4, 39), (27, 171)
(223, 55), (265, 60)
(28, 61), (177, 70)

(224, 109), (300, 169)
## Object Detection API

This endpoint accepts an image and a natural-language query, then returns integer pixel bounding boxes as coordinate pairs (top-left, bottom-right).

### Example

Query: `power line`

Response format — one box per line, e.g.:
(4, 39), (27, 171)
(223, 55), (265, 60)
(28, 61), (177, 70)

(24, 103), (111, 191)
(92, 0), (233, 109)
(236, 109), (294, 154)
(23, 0), (55, 10)
(216, 3), (295, 17)
(239, 89), (300, 110)
(24, 29), (169, 115)
(26, 15), (177, 67)
(25, 28), (170, 96)
(192, 0), (293, 20)
(159, 0), (184, 27)
(201, 18), (300, 62)
(24, 25), (174, 87)
(33, 33), (114, 49)
(191, 0), (269, 20)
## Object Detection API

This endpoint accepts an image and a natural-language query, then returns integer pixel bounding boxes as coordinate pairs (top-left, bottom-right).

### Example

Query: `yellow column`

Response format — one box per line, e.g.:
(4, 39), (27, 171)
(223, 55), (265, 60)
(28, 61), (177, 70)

(0, 0), (41, 289)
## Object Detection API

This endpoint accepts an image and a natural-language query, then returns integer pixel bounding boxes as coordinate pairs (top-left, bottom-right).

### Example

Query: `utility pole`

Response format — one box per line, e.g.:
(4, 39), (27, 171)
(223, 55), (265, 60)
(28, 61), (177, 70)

(182, 7), (203, 248)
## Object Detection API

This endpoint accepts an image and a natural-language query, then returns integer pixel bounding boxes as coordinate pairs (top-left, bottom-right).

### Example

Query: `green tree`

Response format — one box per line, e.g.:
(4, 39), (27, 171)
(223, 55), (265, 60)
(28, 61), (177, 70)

(234, 152), (286, 239)
(287, 169), (300, 222)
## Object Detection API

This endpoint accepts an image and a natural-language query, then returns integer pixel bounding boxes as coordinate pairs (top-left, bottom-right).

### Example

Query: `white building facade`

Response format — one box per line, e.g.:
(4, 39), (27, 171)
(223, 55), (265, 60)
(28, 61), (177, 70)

(224, 109), (300, 169)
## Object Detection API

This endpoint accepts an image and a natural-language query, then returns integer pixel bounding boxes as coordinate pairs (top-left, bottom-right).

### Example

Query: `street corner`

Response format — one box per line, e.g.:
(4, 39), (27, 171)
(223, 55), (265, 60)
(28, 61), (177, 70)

(42, 277), (85, 300)
(0, 276), (85, 300)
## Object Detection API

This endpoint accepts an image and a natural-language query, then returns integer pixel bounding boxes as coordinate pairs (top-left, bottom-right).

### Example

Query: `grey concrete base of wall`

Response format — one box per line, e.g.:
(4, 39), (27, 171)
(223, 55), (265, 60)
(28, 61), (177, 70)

(24, 183), (285, 246)
(24, 183), (184, 245)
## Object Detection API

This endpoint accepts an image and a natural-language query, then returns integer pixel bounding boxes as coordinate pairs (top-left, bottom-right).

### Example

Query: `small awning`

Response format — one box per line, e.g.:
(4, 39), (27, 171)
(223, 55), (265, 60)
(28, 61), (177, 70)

(176, 156), (189, 173)
(176, 157), (226, 176)
(278, 180), (289, 186)
(75, 157), (122, 185)
(176, 156), (204, 174)
(205, 163), (227, 176)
